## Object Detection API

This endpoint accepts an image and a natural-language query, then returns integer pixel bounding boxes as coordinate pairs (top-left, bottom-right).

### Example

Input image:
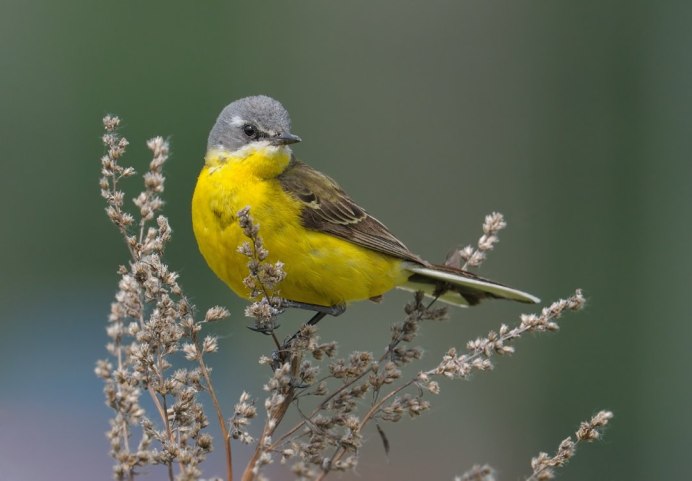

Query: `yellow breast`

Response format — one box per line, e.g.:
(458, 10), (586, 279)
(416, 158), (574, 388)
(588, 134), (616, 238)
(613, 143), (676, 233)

(191, 147), (407, 307)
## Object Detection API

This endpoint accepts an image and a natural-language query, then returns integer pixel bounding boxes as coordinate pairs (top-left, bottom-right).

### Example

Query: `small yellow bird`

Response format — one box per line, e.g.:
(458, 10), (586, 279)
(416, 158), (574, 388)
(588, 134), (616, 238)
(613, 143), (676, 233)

(192, 96), (538, 323)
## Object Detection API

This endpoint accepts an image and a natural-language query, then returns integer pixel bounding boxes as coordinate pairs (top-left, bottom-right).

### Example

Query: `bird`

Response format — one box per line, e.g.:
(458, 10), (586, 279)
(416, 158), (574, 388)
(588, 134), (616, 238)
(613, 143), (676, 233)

(192, 95), (539, 326)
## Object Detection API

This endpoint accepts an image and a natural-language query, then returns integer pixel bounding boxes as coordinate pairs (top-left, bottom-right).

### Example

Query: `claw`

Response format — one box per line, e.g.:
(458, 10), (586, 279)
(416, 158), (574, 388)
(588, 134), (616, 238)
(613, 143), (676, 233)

(270, 349), (284, 370)
(247, 323), (280, 335)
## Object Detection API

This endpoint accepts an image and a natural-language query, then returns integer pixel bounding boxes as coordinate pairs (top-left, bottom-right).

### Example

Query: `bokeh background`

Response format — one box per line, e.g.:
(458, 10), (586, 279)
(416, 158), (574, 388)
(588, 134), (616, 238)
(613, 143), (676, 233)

(1, 1), (690, 480)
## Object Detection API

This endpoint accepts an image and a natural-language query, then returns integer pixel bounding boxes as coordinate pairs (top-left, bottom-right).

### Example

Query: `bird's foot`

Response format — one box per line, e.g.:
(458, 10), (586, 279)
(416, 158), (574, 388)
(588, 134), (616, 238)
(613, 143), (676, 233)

(246, 322), (281, 335)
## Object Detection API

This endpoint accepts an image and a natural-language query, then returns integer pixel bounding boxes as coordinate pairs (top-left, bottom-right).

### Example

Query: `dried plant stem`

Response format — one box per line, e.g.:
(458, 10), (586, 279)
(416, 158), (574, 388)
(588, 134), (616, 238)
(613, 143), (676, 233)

(314, 378), (415, 481)
(198, 358), (233, 481)
(146, 387), (167, 431)
(269, 305), (430, 455)
(525, 410), (613, 481)
(145, 385), (179, 481)
(444, 212), (506, 271)
(268, 371), (368, 451)
(161, 396), (174, 481)
(241, 368), (298, 481)
(99, 117), (218, 480)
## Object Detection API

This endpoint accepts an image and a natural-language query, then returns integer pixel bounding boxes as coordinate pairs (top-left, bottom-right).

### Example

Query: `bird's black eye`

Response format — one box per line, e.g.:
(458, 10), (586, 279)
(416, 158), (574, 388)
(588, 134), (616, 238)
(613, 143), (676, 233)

(243, 124), (257, 138)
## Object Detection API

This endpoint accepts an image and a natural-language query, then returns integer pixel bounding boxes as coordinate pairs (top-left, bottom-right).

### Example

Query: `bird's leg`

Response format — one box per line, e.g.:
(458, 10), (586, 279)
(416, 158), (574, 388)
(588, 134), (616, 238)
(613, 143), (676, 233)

(282, 301), (346, 344)
(273, 301), (346, 368)
(247, 300), (344, 352)
(280, 300), (346, 319)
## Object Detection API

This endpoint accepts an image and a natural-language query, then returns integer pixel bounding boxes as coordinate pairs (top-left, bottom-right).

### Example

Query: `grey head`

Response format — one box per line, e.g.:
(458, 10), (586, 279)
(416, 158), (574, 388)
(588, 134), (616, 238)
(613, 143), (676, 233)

(207, 95), (302, 152)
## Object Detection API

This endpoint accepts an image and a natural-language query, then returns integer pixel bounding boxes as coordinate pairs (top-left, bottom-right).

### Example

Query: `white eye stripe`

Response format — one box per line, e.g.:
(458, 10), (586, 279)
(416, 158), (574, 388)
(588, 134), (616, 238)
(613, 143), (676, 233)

(229, 116), (246, 127)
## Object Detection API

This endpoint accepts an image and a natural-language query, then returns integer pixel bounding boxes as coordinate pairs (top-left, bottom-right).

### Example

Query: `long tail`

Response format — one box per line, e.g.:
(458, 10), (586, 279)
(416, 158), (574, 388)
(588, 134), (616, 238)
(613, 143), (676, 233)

(400, 262), (540, 307)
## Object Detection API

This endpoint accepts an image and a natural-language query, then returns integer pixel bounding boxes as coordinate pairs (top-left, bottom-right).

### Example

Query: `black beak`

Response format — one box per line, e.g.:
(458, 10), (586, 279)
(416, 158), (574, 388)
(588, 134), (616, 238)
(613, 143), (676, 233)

(271, 132), (302, 146)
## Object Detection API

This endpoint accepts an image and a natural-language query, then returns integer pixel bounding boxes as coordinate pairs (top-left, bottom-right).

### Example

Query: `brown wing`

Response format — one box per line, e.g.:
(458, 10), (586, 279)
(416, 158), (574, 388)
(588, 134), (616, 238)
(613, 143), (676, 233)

(278, 157), (425, 264)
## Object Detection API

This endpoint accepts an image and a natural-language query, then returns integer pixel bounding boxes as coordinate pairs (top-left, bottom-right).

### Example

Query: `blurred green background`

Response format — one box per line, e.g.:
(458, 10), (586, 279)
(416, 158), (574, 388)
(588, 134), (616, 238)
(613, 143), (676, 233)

(1, 0), (690, 480)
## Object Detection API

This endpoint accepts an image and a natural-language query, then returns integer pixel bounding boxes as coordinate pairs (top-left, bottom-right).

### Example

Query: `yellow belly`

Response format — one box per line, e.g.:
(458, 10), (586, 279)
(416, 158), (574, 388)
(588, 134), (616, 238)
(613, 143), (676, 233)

(191, 151), (407, 307)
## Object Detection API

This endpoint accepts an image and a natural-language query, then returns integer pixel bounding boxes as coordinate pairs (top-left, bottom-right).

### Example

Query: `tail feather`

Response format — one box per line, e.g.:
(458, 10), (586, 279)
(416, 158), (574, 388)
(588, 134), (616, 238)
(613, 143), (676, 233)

(400, 262), (540, 307)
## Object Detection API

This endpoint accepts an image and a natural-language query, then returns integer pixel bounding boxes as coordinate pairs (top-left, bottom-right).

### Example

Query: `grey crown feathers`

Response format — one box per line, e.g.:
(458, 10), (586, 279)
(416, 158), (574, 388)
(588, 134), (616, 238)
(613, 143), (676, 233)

(208, 95), (300, 152)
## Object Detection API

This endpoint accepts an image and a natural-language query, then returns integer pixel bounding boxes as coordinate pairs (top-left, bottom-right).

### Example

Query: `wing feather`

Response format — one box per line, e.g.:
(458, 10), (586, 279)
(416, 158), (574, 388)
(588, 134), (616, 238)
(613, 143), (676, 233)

(278, 158), (424, 263)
